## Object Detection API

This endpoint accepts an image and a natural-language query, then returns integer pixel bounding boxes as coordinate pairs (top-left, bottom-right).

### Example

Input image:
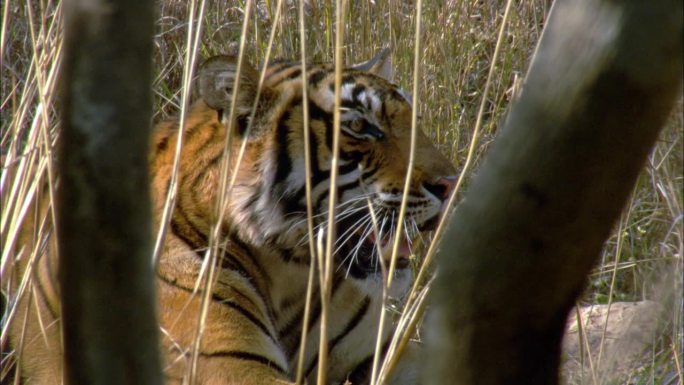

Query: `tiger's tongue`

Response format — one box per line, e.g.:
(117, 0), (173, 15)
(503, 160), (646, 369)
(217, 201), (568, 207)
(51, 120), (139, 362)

(370, 233), (412, 259)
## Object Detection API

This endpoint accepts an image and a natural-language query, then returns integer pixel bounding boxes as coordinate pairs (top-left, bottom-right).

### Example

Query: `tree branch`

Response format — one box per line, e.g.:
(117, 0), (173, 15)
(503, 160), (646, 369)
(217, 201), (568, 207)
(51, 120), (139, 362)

(424, 0), (682, 384)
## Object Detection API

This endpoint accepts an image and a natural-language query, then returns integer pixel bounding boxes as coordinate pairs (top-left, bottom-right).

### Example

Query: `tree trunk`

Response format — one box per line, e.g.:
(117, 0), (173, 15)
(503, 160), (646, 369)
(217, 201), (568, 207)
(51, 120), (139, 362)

(58, 0), (162, 384)
(424, 0), (682, 384)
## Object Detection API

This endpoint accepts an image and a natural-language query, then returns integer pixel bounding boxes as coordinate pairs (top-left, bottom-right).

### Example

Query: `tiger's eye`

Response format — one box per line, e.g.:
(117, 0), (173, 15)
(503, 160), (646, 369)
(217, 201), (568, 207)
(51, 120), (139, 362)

(351, 119), (363, 132)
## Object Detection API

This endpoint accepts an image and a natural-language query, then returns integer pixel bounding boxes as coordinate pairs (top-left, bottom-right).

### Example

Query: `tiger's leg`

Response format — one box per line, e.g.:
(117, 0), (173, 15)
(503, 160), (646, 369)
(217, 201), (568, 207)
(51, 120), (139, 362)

(156, 256), (293, 385)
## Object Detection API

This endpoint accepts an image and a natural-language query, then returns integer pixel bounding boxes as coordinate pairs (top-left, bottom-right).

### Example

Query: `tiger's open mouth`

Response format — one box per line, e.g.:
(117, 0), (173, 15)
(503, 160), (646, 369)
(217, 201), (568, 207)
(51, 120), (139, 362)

(334, 212), (440, 277)
(368, 231), (412, 268)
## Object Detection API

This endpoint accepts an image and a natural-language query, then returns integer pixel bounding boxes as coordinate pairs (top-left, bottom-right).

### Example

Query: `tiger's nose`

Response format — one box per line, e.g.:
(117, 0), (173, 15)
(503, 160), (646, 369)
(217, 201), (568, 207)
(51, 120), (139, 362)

(423, 176), (458, 201)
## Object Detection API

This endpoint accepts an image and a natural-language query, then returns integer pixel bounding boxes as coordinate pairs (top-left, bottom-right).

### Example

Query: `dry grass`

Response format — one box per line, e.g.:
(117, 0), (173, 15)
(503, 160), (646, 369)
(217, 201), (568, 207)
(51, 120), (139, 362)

(1, 1), (682, 384)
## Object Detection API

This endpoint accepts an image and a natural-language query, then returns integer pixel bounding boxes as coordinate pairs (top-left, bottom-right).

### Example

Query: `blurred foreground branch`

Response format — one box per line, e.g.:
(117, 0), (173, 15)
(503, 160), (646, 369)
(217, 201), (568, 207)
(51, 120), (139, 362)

(58, 0), (162, 384)
(425, 0), (682, 384)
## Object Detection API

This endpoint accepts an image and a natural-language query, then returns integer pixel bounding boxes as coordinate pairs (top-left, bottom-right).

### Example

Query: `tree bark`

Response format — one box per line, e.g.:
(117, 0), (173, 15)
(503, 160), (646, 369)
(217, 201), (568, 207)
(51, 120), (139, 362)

(58, 0), (162, 384)
(424, 0), (682, 384)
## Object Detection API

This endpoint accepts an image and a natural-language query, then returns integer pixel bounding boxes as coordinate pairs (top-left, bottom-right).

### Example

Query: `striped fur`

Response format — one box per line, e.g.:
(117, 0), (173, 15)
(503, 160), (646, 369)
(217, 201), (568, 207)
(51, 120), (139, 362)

(8, 52), (456, 385)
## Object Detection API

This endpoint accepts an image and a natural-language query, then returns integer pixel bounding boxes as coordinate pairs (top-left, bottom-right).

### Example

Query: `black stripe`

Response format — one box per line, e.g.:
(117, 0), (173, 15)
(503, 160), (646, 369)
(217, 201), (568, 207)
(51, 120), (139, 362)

(381, 98), (388, 122)
(219, 252), (250, 278)
(361, 165), (378, 182)
(280, 195), (305, 220)
(361, 121), (385, 140)
(229, 237), (278, 324)
(284, 68), (302, 81)
(352, 84), (366, 100)
(342, 74), (356, 84)
(308, 120), (322, 175)
(162, 173), (172, 198)
(288, 127), (322, 206)
(170, 219), (206, 252)
(243, 188), (260, 210)
(236, 114), (250, 137)
(157, 115), (213, 179)
(338, 160), (360, 174)
(336, 180), (361, 200)
(187, 131), (224, 203)
(305, 120), (323, 184)
(184, 116), (213, 137)
(278, 284), (319, 338)
(267, 60), (292, 68)
(290, 132), (363, 208)
(273, 110), (293, 185)
(346, 260), (375, 280)
(309, 70), (328, 87)
(341, 150), (364, 162)
(230, 237), (269, 284)
(278, 307), (304, 341)
(308, 269), (343, 340)
(151, 112), (210, 166)
(200, 350), (288, 376)
(330, 273), (344, 296)
(308, 101), (333, 151)
(220, 301), (276, 343)
(156, 133), (170, 153)
(278, 247), (309, 264)
(166, 130), (222, 251)
(170, 203), (209, 246)
(219, 279), (264, 319)
(328, 296), (370, 351)
(302, 274), (347, 377)
(345, 353), (373, 385)
(341, 99), (364, 110)
(268, 61), (297, 76)
(303, 325), (321, 377)
(345, 339), (392, 385)
(329, 75), (358, 93)
(156, 273), (277, 344)
(219, 244), (275, 327)
(289, 186), (308, 210)
(278, 290), (306, 312)
(305, 298), (323, 334)
(312, 163), (360, 212)
(311, 157), (359, 187)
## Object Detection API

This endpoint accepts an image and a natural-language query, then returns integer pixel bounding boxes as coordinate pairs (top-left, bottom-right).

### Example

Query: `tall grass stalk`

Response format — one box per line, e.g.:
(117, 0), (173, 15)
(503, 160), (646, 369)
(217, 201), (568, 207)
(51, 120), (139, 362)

(294, 0), (316, 382)
(318, 1), (347, 383)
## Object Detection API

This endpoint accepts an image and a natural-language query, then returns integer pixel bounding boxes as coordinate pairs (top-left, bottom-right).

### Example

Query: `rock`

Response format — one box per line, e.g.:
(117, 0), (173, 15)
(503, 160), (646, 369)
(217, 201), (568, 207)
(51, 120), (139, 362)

(561, 300), (665, 384)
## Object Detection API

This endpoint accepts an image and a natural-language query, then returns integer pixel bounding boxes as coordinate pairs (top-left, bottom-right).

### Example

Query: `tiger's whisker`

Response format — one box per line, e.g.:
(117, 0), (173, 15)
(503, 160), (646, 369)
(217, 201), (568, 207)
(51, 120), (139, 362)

(333, 214), (371, 255)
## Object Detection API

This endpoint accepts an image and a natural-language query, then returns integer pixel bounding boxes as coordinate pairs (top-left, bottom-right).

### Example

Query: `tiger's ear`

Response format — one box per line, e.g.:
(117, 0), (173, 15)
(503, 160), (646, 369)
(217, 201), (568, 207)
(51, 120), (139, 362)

(197, 55), (259, 115)
(352, 48), (393, 81)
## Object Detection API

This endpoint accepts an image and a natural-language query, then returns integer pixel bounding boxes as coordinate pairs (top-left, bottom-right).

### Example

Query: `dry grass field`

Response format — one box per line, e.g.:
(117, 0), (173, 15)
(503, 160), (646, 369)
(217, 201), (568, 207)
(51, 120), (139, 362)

(1, 1), (681, 384)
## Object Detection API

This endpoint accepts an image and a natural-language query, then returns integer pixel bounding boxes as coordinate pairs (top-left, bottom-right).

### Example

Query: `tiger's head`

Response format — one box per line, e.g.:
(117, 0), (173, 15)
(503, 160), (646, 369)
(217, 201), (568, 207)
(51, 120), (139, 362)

(189, 51), (456, 277)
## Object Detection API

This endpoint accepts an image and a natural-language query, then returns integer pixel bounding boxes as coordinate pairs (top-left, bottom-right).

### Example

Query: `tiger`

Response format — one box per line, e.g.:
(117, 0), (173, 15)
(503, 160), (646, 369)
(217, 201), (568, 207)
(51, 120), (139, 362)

(6, 49), (457, 385)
